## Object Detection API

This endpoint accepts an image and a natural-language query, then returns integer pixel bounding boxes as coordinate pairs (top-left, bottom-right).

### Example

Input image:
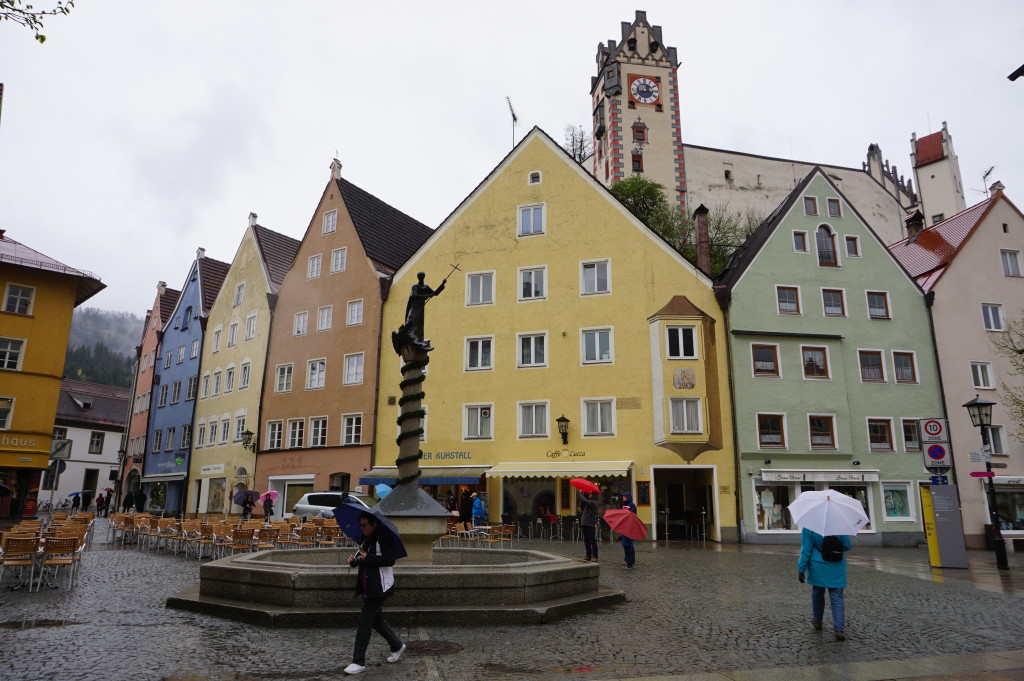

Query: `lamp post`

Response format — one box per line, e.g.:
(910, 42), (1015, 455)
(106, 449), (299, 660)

(241, 429), (257, 452)
(962, 395), (1009, 570)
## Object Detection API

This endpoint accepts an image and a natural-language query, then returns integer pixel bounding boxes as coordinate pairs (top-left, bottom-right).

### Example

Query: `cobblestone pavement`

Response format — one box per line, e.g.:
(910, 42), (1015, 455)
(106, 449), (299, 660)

(2, 521), (1023, 681)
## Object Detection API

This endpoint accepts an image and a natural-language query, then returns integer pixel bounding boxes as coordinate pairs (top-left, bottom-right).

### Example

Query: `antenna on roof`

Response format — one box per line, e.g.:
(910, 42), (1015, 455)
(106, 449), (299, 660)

(972, 166), (997, 196)
(506, 97), (518, 150)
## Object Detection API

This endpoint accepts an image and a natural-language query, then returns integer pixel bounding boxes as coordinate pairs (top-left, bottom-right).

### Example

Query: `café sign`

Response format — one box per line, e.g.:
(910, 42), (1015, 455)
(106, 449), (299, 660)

(761, 470), (878, 482)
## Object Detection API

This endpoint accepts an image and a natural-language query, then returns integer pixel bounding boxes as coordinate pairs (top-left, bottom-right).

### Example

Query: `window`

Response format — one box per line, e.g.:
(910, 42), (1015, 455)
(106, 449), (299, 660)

(177, 345), (185, 363)
(902, 419), (920, 451)
(275, 364), (293, 392)
(225, 367), (235, 392)
(809, 415), (835, 449)
(867, 292), (890, 319)
(206, 421), (216, 446)
(971, 361), (993, 389)
(171, 380), (182, 403)
(466, 337), (493, 371)
(201, 375), (210, 399)
(181, 424), (192, 449)
(583, 399), (614, 436)
(181, 307), (191, 330)
(0, 338), (24, 370)
(186, 376), (197, 400)
(196, 424), (206, 448)
(307, 359), (326, 389)
(331, 247), (347, 273)
(153, 429), (163, 452)
(670, 398), (701, 433)
(239, 362), (250, 390)
(859, 351), (884, 382)
(982, 304), (1004, 331)
(752, 344), (779, 377)
(294, 311), (308, 336)
(931, 213), (944, 225)
(309, 417), (327, 447)
(191, 339), (200, 358)
(0, 397), (12, 429)
(776, 286), (800, 314)
(166, 428), (175, 450)
(827, 198), (842, 218)
(845, 236), (860, 257)
(467, 272), (494, 306)
(989, 425), (1006, 455)
(344, 353), (364, 385)
(212, 371), (222, 396)
(519, 267), (546, 301)
(322, 209), (337, 234)
(803, 197), (818, 216)
(317, 305), (333, 331)
(518, 333), (547, 368)
(822, 289), (845, 317)
(519, 402), (548, 438)
(631, 153), (643, 172)
(88, 431), (105, 454)
(757, 414), (785, 448)
(245, 314), (256, 341)
(582, 328), (612, 364)
(518, 204), (544, 236)
(1001, 250), (1022, 277)
(212, 330), (222, 353)
(667, 326), (697, 359)
(893, 352), (917, 383)
(793, 231), (808, 253)
(158, 384), (168, 407)
(343, 414), (362, 445)
(228, 321), (238, 347)
(528, 171), (542, 184)
(220, 420), (230, 444)
(4, 284), (34, 314)
(883, 483), (914, 521)
(232, 283), (244, 307)
(266, 421), (282, 450)
(347, 300), (363, 326)
(164, 351), (172, 368)
(816, 226), (837, 266)
(868, 419), (894, 451)
(465, 404), (493, 439)
(581, 260), (610, 295)
(307, 254), (322, 279)
(801, 346), (829, 379)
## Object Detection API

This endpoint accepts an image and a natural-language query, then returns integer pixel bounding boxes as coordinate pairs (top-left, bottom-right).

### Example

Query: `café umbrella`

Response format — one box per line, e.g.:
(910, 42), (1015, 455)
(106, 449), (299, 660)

(787, 489), (869, 537)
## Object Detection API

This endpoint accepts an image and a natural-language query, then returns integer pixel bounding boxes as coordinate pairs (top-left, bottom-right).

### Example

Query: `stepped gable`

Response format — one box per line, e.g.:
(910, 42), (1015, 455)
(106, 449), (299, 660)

(253, 224), (301, 291)
(336, 177), (433, 274)
(55, 379), (131, 428)
(198, 256), (231, 314)
(0, 231), (105, 306)
(888, 196), (997, 291)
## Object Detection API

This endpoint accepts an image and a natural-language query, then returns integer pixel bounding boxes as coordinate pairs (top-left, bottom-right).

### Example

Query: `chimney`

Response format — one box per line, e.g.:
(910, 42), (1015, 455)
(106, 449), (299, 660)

(0, 229), (5, 240)
(990, 180), (1005, 195)
(248, 212), (258, 227)
(196, 247), (206, 260)
(157, 281), (167, 295)
(905, 210), (925, 242)
(330, 158), (342, 181)
(694, 204), (711, 274)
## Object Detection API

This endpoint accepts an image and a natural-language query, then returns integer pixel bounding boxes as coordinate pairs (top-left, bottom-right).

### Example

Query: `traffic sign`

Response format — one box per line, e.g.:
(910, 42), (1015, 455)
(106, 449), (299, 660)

(970, 471), (995, 478)
(991, 463), (1008, 469)
(919, 419), (949, 443)
(924, 443), (951, 468)
(49, 439), (71, 460)
(929, 475), (949, 485)
(969, 451), (993, 462)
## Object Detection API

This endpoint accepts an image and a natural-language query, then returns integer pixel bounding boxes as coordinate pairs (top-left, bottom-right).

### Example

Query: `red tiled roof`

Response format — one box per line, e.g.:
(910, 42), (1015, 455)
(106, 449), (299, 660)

(915, 131), (944, 167)
(888, 197), (996, 291)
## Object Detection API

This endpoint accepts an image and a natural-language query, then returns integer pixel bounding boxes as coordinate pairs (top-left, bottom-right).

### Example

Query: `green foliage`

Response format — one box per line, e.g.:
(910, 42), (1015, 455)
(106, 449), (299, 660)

(991, 313), (1024, 441)
(64, 342), (133, 388)
(0, 0), (74, 43)
(609, 176), (686, 245)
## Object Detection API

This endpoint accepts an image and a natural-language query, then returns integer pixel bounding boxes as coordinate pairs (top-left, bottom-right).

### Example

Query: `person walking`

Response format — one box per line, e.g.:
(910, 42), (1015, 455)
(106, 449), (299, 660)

(620, 493), (637, 569)
(471, 493), (485, 527)
(458, 491), (472, 524)
(133, 488), (146, 513)
(344, 512), (406, 675)
(262, 495), (274, 521)
(241, 495), (255, 520)
(797, 527), (852, 641)
(71, 494), (81, 513)
(95, 493), (105, 517)
(122, 490), (134, 513)
(578, 490), (599, 561)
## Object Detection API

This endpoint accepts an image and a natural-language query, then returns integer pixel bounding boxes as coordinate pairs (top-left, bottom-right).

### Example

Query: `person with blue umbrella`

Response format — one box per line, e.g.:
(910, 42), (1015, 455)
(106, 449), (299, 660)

(334, 503), (407, 675)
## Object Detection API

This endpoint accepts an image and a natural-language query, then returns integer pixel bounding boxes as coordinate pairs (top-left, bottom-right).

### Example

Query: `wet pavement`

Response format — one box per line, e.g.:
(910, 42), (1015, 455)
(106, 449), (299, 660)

(1, 520), (1023, 681)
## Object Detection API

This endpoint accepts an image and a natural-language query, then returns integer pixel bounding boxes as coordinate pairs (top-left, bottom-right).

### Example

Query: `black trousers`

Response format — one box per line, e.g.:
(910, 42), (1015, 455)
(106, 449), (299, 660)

(352, 596), (403, 665)
(582, 525), (598, 559)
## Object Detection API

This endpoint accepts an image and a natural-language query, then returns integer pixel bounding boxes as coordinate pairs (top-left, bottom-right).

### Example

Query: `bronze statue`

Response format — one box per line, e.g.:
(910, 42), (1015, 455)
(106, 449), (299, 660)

(393, 272), (446, 353)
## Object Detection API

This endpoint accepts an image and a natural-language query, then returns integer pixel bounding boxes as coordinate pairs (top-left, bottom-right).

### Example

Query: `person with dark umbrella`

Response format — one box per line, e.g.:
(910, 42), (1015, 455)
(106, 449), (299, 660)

(344, 511), (406, 675)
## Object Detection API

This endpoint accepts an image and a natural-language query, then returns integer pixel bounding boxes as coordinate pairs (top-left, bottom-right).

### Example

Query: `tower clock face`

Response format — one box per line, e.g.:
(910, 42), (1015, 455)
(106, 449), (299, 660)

(630, 77), (660, 105)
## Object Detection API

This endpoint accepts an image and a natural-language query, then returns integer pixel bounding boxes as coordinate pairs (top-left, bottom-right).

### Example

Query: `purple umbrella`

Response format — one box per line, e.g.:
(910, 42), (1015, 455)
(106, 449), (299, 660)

(233, 489), (260, 505)
(333, 501), (407, 560)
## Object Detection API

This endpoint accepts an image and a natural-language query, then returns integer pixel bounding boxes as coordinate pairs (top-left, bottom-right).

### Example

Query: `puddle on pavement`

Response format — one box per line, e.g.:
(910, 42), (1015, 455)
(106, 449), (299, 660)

(0, 618), (80, 630)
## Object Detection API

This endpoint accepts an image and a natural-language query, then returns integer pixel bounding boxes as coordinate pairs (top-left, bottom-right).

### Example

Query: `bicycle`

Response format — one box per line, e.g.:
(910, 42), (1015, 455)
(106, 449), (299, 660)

(38, 498), (72, 514)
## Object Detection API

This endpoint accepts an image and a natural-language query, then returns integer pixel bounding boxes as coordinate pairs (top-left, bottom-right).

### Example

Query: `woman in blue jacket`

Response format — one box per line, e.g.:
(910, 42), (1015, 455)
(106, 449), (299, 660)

(344, 512), (406, 675)
(797, 527), (852, 641)
(471, 492), (485, 527)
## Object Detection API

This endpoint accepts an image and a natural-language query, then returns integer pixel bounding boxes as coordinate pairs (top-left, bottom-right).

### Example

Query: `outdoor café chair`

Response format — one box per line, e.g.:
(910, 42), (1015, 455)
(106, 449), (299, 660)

(0, 536), (40, 589)
(37, 536), (79, 592)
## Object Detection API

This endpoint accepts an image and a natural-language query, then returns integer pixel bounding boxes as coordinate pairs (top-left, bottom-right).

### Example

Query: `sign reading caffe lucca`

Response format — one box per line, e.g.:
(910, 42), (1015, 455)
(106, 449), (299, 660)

(547, 450), (587, 458)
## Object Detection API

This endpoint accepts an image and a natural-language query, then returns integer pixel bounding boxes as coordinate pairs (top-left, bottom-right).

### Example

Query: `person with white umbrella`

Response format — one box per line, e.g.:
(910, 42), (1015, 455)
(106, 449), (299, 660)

(789, 489), (867, 642)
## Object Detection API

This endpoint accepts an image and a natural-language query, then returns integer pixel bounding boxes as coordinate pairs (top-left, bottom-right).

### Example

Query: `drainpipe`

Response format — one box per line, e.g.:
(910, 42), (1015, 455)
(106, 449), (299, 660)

(923, 290), (963, 524)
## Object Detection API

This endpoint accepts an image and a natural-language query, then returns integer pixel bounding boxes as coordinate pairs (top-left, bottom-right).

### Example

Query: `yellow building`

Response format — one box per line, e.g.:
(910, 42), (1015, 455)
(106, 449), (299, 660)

(0, 230), (105, 518)
(371, 129), (736, 541)
(187, 216), (299, 518)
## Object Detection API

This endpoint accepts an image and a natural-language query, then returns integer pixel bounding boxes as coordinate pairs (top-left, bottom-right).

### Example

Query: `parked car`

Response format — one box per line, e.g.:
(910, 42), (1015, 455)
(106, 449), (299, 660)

(290, 491), (374, 519)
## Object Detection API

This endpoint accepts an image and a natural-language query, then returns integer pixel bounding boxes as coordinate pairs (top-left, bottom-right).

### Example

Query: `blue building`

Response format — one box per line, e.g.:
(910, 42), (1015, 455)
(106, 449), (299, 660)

(143, 248), (229, 514)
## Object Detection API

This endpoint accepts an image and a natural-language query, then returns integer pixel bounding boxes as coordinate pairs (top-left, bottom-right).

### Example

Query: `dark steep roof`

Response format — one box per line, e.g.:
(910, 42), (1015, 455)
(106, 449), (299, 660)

(198, 257), (231, 315)
(336, 178), (433, 272)
(157, 287), (181, 324)
(54, 379), (130, 429)
(253, 225), (301, 291)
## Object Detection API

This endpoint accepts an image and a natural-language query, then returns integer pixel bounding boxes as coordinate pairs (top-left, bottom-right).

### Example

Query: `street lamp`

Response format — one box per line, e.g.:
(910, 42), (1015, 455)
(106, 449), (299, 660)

(556, 415), (570, 445)
(962, 395), (1009, 570)
(241, 429), (257, 452)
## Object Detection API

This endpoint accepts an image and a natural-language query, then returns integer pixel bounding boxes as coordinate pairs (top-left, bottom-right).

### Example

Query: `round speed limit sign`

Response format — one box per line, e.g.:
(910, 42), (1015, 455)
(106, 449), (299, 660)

(919, 419), (948, 443)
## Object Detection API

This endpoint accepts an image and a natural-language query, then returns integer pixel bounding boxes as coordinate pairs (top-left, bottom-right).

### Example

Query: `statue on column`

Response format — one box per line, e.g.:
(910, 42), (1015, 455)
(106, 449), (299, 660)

(392, 272), (446, 354)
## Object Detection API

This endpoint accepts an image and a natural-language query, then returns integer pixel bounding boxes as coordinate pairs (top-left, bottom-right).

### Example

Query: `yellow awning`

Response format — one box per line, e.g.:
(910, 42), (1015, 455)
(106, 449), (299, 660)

(485, 461), (633, 479)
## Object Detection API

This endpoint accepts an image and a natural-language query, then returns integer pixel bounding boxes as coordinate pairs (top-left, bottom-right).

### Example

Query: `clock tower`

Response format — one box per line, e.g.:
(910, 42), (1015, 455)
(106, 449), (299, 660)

(591, 11), (687, 212)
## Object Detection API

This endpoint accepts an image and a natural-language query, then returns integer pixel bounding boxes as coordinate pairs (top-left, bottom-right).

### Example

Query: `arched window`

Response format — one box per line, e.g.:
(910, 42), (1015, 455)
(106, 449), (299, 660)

(816, 226), (838, 267)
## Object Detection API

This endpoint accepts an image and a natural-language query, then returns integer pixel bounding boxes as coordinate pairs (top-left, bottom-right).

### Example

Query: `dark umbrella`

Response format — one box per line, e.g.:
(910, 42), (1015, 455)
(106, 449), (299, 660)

(233, 489), (260, 505)
(332, 502), (408, 560)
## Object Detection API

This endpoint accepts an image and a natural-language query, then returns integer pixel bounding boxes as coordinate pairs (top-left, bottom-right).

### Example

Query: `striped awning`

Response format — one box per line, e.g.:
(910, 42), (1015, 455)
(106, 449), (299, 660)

(359, 466), (490, 486)
(485, 461), (633, 479)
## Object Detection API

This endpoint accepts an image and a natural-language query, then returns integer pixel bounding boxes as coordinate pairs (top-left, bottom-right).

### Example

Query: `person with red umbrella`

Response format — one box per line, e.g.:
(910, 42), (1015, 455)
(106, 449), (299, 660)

(573, 482), (600, 562)
(619, 493), (637, 569)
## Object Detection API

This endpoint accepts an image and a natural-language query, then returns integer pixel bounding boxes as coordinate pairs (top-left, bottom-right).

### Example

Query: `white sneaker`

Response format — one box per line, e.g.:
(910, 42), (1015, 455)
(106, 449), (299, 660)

(387, 644), (407, 663)
(344, 663), (366, 675)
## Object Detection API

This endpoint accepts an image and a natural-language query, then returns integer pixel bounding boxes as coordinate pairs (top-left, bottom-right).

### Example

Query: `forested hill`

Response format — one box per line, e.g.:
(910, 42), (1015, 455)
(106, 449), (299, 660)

(63, 308), (144, 388)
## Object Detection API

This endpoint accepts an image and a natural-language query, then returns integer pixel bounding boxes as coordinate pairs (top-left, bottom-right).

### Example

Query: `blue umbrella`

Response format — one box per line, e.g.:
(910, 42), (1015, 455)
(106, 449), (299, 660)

(332, 502), (408, 560)
(375, 484), (392, 499)
(67, 491), (83, 496)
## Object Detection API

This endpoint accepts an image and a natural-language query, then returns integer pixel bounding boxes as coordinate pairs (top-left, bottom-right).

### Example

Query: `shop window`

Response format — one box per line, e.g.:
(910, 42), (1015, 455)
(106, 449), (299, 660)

(883, 483), (913, 520)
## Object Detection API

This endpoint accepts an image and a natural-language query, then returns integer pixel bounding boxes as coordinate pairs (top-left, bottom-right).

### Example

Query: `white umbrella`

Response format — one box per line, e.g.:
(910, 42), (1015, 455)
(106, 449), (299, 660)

(787, 489), (869, 536)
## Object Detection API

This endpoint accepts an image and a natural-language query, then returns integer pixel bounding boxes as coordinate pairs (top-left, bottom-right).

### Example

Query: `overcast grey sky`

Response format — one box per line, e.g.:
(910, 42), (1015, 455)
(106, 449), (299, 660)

(2, 1), (1021, 314)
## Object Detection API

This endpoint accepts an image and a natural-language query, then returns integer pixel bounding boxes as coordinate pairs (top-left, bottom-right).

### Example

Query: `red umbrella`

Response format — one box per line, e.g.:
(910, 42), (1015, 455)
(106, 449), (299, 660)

(569, 478), (600, 495)
(603, 509), (648, 540)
